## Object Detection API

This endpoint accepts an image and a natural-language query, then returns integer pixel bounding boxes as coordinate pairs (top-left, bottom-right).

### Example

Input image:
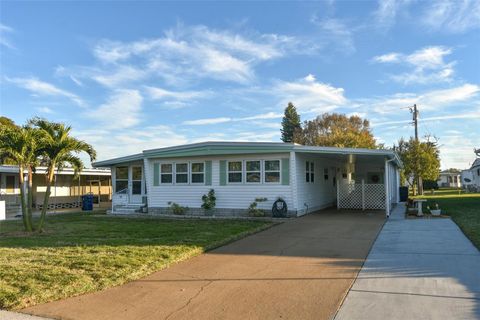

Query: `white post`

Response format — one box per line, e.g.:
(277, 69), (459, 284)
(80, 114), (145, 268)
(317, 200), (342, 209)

(0, 200), (5, 221)
(362, 179), (365, 211)
(336, 172), (340, 210)
(385, 159), (391, 217)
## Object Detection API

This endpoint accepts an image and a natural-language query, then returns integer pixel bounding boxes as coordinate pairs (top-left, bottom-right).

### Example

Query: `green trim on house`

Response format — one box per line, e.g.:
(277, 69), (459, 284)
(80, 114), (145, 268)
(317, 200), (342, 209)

(205, 160), (212, 186)
(153, 163), (160, 186)
(219, 160), (227, 186)
(281, 158), (290, 185)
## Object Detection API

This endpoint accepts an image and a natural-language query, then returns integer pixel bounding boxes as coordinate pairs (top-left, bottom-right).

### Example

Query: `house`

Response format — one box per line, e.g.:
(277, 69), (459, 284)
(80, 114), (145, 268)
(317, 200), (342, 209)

(93, 142), (402, 217)
(0, 165), (111, 217)
(437, 170), (462, 188)
(462, 158), (480, 191)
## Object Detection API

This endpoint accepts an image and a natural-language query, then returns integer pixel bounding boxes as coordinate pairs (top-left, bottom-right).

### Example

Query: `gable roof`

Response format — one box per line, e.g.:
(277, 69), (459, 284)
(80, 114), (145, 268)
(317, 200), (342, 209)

(93, 141), (402, 167)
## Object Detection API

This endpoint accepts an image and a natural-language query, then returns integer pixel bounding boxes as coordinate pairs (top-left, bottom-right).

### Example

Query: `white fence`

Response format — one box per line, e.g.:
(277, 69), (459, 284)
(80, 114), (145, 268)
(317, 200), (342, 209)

(337, 181), (385, 210)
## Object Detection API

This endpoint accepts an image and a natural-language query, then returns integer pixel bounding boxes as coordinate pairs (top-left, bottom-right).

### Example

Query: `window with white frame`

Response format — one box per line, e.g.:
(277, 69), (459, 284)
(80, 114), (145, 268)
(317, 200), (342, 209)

(306, 161), (314, 183)
(264, 160), (280, 183)
(175, 163), (188, 184)
(115, 166), (128, 192)
(160, 163), (173, 184)
(228, 161), (243, 183)
(246, 160), (261, 183)
(191, 162), (205, 184)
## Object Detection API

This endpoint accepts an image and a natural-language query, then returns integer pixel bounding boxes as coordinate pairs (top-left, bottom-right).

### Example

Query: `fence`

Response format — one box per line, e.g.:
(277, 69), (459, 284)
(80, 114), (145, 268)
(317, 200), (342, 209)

(337, 181), (385, 210)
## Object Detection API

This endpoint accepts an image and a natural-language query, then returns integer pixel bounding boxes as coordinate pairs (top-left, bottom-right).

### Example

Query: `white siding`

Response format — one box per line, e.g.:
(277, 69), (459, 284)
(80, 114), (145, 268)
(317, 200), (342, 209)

(294, 153), (338, 215)
(145, 153), (294, 213)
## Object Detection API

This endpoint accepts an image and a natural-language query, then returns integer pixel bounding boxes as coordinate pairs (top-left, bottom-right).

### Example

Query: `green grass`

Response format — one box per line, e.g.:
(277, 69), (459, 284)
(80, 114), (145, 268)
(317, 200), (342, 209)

(416, 190), (480, 249)
(0, 212), (272, 310)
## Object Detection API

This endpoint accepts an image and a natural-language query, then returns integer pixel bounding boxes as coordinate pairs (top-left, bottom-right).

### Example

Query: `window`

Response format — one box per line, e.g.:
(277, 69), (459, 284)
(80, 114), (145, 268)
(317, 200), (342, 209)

(324, 168), (329, 180)
(115, 166), (128, 192)
(228, 161), (243, 183)
(246, 160), (261, 183)
(264, 160), (280, 183)
(191, 162), (205, 184)
(176, 163), (188, 184)
(132, 166), (142, 194)
(160, 163), (173, 184)
(306, 161), (314, 183)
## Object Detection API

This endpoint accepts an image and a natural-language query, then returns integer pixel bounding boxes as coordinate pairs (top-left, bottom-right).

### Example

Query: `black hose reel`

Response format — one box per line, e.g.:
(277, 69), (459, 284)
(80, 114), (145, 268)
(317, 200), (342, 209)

(272, 198), (288, 218)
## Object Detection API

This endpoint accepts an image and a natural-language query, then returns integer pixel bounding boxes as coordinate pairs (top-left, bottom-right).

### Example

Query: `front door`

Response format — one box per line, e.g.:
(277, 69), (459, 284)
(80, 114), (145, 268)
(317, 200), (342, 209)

(130, 165), (143, 204)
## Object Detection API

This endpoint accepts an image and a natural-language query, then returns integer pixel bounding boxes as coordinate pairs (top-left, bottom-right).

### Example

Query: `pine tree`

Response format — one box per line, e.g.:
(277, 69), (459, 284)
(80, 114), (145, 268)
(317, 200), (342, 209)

(280, 102), (301, 143)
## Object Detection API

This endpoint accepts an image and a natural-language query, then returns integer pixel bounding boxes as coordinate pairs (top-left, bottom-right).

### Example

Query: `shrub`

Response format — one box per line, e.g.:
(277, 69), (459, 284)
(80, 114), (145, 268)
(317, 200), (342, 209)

(248, 198), (268, 217)
(167, 202), (188, 215)
(201, 189), (216, 211)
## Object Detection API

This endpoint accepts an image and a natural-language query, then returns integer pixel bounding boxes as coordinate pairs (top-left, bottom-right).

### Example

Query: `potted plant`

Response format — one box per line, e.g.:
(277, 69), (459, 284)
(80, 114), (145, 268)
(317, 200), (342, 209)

(428, 203), (441, 216)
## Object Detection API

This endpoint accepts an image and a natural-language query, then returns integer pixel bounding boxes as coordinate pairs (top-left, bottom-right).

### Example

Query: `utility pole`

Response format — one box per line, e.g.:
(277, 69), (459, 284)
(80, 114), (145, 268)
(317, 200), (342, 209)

(409, 104), (423, 195)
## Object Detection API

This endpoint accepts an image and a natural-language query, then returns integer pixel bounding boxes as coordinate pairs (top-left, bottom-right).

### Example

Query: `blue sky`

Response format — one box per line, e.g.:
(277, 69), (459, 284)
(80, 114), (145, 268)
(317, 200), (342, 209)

(1, 1), (479, 169)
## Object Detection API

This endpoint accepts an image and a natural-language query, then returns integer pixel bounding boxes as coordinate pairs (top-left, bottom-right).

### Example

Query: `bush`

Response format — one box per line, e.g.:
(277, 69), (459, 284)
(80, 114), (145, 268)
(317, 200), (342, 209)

(248, 198), (268, 217)
(167, 202), (188, 215)
(201, 189), (216, 212)
(423, 180), (439, 190)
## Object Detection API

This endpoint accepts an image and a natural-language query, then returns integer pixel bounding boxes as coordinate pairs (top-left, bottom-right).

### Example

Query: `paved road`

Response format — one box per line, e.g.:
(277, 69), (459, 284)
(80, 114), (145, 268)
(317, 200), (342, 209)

(335, 205), (480, 320)
(0, 311), (50, 320)
(22, 210), (385, 320)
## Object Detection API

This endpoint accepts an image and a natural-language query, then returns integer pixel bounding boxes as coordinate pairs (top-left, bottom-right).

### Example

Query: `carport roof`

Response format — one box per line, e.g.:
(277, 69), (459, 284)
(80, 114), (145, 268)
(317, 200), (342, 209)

(92, 141), (402, 167)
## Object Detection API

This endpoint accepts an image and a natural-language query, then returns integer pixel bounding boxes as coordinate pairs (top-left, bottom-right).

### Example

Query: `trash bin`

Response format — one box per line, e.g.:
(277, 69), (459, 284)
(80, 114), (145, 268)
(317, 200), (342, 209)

(82, 193), (94, 211)
(399, 187), (409, 202)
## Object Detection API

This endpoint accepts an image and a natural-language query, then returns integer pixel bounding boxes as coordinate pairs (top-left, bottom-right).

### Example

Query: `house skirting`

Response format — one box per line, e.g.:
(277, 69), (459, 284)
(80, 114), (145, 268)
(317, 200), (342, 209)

(147, 206), (297, 217)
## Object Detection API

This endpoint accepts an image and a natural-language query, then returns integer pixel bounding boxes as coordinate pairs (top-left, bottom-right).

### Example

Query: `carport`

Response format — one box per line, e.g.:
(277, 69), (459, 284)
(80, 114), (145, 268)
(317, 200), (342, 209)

(292, 146), (402, 217)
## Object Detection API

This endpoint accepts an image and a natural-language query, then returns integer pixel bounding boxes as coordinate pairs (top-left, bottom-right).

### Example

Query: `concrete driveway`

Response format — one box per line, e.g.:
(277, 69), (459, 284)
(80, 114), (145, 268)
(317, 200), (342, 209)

(23, 210), (385, 320)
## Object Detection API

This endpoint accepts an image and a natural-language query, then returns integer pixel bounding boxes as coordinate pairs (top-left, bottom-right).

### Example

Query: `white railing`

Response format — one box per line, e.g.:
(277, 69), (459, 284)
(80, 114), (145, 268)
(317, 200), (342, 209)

(337, 181), (385, 210)
(112, 188), (129, 208)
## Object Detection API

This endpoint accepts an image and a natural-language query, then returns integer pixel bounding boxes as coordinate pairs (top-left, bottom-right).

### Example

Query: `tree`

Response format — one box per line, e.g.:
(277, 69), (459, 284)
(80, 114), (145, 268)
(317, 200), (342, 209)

(30, 118), (96, 231)
(295, 113), (378, 148)
(280, 102), (301, 143)
(0, 125), (40, 231)
(395, 137), (441, 195)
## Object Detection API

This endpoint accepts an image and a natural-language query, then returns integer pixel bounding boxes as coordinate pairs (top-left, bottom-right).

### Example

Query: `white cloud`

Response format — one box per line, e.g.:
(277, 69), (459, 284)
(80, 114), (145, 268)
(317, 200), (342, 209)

(310, 17), (356, 54)
(0, 23), (14, 49)
(145, 86), (211, 101)
(6, 76), (84, 106)
(373, 0), (412, 30)
(373, 46), (456, 84)
(85, 24), (313, 85)
(183, 117), (232, 125)
(182, 112), (283, 126)
(373, 53), (401, 63)
(273, 75), (347, 113)
(423, 0), (480, 33)
(35, 106), (55, 114)
(87, 89), (143, 129)
(92, 65), (147, 87)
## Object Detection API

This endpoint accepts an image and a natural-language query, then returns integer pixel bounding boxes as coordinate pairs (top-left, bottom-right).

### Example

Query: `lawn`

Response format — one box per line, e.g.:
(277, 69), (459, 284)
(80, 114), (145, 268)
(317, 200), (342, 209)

(416, 190), (480, 249)
(0, 212), (272, 310)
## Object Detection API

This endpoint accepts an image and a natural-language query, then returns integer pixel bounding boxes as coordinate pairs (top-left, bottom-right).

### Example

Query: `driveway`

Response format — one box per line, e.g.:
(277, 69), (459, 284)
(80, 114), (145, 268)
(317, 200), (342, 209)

(335, 205), (480, 320)
(23, 210), (385, 320)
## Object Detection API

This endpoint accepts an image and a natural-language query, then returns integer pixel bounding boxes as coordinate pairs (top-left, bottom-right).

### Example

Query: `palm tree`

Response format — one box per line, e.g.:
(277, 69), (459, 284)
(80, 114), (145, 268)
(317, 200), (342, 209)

(30, 118), (96, 232)
(0, 125), (39, 231)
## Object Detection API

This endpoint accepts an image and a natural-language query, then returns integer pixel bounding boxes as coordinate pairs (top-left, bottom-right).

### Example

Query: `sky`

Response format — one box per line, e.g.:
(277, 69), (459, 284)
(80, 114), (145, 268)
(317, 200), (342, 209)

(1, 0), (479, 169)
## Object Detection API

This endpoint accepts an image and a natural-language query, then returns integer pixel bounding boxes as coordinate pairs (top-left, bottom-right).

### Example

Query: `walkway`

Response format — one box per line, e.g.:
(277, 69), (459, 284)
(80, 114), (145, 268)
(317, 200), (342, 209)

(335, 204), (480, 319)
(22, 210), (385, 320)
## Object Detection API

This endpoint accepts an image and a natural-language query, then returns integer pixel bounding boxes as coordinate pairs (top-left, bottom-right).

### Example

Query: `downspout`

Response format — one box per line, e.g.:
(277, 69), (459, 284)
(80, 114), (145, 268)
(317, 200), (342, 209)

(385, 158), (395, 217)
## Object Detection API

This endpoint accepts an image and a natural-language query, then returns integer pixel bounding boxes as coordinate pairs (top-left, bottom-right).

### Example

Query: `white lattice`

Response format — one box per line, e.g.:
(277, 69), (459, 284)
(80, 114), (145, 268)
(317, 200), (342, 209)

(338, 182), (385, 210)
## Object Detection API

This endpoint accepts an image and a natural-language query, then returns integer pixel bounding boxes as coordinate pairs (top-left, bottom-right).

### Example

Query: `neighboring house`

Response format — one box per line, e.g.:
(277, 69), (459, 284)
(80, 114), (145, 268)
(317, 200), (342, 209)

(0, 165), (111, 216)
(437, 170), (462, 188)
(93, 141), (402, 217)
(462, 158), (480, 191)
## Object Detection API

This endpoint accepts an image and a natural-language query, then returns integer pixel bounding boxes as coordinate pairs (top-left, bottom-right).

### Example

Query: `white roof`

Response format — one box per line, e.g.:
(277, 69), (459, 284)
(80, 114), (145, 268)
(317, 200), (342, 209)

(0, 165), (111, 176)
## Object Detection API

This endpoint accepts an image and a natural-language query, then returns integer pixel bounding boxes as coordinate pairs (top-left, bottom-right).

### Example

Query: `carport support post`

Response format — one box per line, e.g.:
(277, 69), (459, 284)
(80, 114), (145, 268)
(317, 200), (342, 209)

(362, 179), (365, 211)
(385, 158), (395, 217)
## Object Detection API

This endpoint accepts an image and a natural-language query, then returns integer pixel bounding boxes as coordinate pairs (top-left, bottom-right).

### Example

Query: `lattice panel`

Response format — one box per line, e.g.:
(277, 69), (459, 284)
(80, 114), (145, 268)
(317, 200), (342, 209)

(338, 182), (385, 210)
(363, 183), (386, 209)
